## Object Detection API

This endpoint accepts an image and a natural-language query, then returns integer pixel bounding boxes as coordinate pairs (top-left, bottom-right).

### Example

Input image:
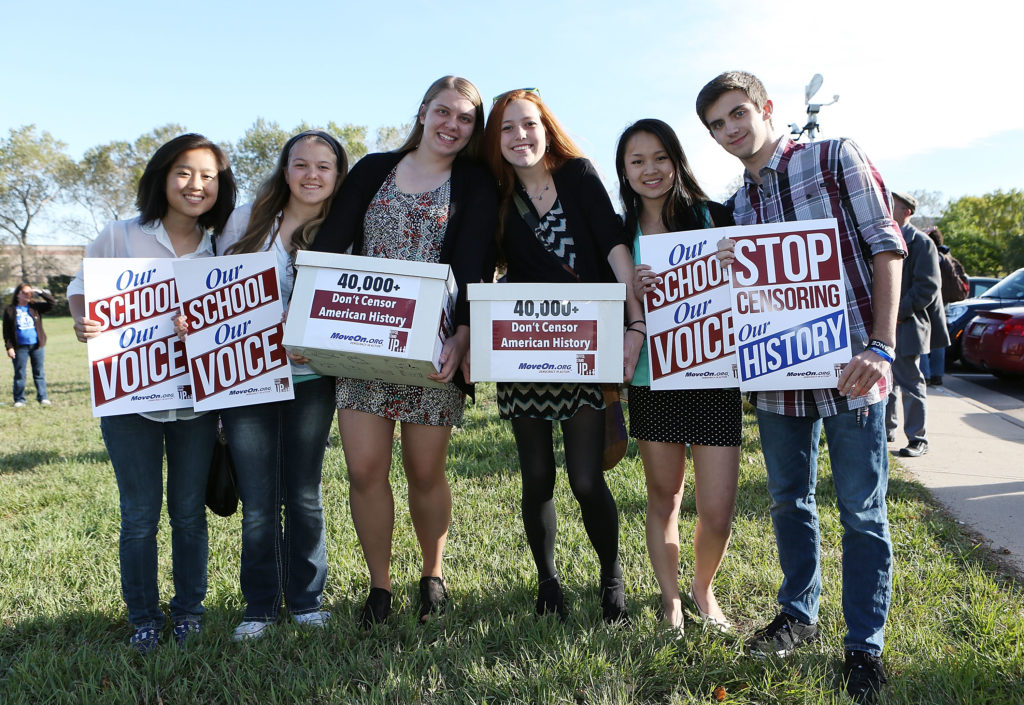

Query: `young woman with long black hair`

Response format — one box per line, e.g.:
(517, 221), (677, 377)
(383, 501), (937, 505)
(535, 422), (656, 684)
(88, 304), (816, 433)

(68, 134), (236, 652)
(621, 119), (741, 632)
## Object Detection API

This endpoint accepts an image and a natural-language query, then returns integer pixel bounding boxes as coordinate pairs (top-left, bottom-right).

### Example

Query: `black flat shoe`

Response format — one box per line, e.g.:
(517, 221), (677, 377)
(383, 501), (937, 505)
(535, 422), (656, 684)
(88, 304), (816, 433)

(536, 575), (567, 622)
(418, 576), (448, 623)
(600, 576), (630, 626)
(360, 587), (392, 629)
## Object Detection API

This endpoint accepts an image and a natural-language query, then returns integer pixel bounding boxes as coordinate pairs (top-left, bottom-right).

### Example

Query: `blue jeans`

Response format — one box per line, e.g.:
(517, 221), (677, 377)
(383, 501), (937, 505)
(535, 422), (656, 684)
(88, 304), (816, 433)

(756, 401), (892, 654)
(12, 344), (47, 403)
(221, 376), (334, 621)
(919, 347), (945, 378)
(100, 412), (217, 628)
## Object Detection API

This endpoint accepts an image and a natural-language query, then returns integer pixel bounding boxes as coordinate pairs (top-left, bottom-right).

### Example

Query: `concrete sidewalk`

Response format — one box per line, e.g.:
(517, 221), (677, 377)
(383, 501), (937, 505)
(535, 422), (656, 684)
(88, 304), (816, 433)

(889, 375), (1024, 576)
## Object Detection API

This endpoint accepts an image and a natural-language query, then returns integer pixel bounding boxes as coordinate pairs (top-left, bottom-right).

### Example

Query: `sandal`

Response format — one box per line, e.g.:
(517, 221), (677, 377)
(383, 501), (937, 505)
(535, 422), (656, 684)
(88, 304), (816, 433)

(418, 576), (449, 623)
(536, 575), (568, 622)
(360, 587), (392, 629)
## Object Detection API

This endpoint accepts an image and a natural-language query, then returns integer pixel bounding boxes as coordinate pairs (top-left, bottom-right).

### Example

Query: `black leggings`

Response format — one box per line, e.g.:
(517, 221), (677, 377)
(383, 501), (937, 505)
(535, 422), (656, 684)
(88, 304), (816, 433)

(511, 405), (622, 583)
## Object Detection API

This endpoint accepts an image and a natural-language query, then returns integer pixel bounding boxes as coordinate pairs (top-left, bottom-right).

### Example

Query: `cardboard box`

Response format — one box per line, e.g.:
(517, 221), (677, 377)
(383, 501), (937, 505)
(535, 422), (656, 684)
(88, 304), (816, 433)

(468, 282), (625, 383)
(283, 251), (456, 388)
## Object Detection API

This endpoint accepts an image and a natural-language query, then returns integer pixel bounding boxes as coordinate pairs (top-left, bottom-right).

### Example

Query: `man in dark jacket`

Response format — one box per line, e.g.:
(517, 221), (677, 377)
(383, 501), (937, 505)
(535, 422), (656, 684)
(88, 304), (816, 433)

(885, 193), (949, 456)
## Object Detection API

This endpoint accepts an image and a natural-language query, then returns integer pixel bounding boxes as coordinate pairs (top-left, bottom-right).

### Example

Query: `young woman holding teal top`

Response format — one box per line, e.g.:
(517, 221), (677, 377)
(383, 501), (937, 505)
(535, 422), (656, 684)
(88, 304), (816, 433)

(618, 119), (741, 633)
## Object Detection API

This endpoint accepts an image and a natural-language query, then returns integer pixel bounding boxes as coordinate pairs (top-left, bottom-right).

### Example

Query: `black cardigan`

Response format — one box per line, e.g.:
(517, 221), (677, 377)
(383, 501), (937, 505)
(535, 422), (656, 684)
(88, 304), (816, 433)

(501, 158), (626, 284)
(312, 151), (498, 328)
(3, 291), (56, 350)
(311, 152), (498, 396)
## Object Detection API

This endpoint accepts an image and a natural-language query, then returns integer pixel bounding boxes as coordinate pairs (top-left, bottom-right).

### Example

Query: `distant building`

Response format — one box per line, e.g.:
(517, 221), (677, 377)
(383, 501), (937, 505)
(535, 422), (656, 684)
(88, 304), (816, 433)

(1, 244), (85, 286)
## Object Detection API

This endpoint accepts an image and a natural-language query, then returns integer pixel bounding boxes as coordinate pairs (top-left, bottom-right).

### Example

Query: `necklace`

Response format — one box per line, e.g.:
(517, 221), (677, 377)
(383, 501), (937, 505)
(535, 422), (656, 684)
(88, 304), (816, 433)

(526, 181), (551, 202)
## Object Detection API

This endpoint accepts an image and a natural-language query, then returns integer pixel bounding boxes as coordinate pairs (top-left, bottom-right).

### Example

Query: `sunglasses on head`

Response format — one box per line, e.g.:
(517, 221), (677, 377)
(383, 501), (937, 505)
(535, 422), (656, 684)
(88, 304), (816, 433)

(492, 87), (541, 106)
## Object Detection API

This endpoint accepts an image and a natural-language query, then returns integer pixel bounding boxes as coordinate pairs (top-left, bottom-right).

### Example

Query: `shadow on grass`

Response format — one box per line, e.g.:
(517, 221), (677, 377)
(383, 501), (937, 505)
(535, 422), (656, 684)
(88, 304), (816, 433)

(0, 448), (110, 474)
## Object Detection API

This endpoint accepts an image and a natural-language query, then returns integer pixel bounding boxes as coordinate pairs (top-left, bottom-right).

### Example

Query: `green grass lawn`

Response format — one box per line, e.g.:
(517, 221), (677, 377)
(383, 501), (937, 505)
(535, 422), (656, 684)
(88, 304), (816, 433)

(1, 318), (1022, 704)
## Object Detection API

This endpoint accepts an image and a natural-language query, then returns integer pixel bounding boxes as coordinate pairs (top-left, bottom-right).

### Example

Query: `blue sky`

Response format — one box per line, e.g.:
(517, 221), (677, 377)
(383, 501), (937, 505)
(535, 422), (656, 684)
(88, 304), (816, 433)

(3, 0), (1019, 242)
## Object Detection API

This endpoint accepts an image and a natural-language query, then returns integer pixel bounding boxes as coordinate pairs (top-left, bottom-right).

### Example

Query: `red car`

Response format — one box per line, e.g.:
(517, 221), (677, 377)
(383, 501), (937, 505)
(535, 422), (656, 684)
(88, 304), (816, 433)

(962, 306), (1024, 377)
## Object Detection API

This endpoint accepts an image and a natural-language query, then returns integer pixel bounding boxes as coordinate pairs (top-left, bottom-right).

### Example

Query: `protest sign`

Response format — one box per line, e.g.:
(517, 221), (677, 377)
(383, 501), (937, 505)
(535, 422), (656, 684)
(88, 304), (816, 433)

(83, 258), (193, 417)
(637, 230), (737, 389)
(468, 283), (625, 383)
(283, 251), (457, 388)
(725, 218), (850, 391)
(174, 252), (293, 411)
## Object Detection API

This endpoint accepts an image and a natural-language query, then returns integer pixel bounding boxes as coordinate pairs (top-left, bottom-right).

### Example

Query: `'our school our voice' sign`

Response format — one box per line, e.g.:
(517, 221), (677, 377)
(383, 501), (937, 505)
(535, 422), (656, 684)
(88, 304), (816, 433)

(468, 283), (625, 383)
(84, 259), (193, 417)
(173, 252), (293, 411)
(637, 229), (738, 390)
(726, 218), (851, 391)
(283, 251), (457, 388)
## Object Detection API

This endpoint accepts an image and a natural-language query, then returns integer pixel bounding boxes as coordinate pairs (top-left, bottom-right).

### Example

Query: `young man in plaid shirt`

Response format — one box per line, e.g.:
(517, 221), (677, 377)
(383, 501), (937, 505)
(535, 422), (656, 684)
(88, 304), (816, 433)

(696, 71), (905, 703)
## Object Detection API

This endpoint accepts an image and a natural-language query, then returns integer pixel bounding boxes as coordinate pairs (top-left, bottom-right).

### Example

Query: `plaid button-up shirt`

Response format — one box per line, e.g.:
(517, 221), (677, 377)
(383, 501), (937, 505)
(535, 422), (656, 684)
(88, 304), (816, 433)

(729, 137), (905, 417)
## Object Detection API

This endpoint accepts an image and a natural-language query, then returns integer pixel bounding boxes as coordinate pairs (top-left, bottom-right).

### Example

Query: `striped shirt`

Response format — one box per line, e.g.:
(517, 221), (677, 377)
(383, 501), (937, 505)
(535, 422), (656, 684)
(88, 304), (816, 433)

(729, 137), (905, 417)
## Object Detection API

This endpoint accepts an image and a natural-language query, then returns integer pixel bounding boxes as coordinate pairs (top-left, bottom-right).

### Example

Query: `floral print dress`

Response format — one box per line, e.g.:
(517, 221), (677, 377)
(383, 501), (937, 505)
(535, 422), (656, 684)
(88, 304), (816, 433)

(335, 167), (465, 427)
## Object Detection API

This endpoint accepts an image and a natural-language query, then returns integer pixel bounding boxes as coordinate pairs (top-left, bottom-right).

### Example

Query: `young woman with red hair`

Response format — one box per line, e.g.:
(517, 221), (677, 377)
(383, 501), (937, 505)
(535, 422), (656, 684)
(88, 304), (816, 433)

(483, 89), (643, 623)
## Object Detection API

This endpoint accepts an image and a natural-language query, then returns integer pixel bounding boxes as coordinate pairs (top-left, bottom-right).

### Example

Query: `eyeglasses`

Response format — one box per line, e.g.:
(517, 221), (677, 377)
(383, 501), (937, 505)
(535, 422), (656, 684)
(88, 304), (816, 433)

(491, 87), (541, 106)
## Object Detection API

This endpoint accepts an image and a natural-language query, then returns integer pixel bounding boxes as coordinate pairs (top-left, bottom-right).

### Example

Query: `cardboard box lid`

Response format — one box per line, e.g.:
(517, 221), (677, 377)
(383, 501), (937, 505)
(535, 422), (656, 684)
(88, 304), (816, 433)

(295, 250), (454, 282)
(467, 282), (625, 301)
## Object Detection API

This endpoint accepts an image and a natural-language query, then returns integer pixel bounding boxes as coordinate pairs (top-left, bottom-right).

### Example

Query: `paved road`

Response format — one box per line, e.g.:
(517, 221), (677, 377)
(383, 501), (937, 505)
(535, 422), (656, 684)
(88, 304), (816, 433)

(889, 372), (1024, 576)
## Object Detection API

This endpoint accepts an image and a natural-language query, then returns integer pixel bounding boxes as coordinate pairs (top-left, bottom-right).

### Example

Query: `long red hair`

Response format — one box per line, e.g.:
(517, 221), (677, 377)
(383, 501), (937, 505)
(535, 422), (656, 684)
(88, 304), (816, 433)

(483, 90), (585, 242)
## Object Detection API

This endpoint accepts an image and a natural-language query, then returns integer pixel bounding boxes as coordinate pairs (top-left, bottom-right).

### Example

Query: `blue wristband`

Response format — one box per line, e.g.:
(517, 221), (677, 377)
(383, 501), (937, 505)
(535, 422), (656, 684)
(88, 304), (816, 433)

(866, 345), (893, 364)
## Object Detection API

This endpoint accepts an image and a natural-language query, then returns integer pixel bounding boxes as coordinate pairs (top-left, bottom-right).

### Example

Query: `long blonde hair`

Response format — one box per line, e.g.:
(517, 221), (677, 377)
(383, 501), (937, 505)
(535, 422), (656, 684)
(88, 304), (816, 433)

(394, 76), (486, 161)
(226, 131), (348, 255)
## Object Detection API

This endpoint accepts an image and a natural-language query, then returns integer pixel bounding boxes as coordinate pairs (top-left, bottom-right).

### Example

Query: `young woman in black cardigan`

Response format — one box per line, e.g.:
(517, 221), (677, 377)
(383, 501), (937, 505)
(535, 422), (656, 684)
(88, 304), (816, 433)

(312, 76), (497, 627)
(483, 89), (644, 623)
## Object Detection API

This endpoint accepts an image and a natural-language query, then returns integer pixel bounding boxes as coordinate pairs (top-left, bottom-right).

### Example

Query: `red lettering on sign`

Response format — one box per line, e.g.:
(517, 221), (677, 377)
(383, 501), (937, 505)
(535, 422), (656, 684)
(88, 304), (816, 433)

(91, 334), (189, 405)
(731, 230), (840, 288)
(650, 310), (734, 380)
(190, 323), (288, 401)
(183, 268), (278, 332)
(88, 280), (178, 331)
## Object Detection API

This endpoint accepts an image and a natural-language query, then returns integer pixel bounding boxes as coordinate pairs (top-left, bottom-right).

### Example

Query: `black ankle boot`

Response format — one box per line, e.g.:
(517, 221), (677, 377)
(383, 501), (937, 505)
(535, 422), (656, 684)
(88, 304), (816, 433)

(600, 576), (629, 625)
(536, 575), (567, 621)
(360, 587), (392, 629)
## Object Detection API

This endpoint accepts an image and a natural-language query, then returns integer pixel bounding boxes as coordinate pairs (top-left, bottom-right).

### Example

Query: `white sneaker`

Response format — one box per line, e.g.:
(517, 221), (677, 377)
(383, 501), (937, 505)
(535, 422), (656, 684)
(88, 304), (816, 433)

(232, 620), (271, 641)
(293, 611), (330, 628)
(39, 399), (51, 406)
(13, 401), (26, 408)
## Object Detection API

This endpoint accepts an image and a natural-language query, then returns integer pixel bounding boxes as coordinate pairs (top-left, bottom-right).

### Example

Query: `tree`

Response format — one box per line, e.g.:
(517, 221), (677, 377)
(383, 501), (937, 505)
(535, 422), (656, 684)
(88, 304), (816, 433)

(229, 120), (373, 200)
(937, 189), (1024, 276)
(375, 123), (412, 152)
(0, 126), (74, 282)
(64, 124), (186, 240)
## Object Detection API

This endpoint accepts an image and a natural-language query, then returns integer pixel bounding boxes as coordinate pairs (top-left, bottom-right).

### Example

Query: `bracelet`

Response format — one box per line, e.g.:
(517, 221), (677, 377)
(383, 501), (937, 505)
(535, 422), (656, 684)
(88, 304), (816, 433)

(866, 339), (894, 364)
(868, 338), (895, 356)
(626, 319), (646, 327)
(625, 327), (646, 335)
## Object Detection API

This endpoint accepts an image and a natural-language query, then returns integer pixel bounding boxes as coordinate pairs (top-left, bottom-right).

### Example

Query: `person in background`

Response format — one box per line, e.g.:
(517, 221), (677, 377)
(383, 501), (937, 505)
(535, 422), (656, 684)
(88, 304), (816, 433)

(214, 130), (347, 640)
(697, 71), (903, 703)
(620, 119), (741, 634)
(312, 76), (497, 628)
(483, 88), (643, 624)
(920, 226), (965, 386)
(887, 192), (948, 457)
(4, 283), (55, 407)
(68, 134), (236, 652)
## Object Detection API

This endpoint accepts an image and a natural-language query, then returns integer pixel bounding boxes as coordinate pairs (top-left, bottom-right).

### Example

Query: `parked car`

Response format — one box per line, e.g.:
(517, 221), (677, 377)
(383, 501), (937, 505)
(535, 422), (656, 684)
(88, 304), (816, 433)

(962, 306), (1024, 377)
(946, 268), (1024, 363)
(968, 276), (1000, 299)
